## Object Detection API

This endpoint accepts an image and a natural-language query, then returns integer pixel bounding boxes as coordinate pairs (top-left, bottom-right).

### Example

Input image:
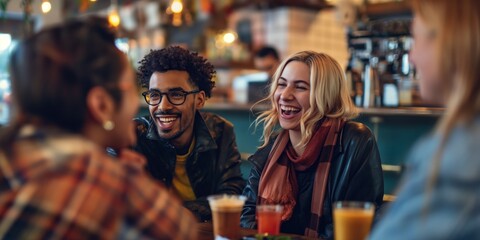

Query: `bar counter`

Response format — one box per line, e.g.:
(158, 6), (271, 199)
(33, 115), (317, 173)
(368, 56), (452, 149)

(202, 103), (442, 195)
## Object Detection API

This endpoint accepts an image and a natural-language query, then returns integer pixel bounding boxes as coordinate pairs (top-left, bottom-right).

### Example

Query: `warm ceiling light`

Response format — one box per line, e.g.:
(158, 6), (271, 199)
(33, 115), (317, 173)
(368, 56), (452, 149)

(108, 9), (121, 27)
(41, 0), (52, 13)
(90, 0), (97, 1)
(223, 32), (237, 44)
(171, 0), (183, 14)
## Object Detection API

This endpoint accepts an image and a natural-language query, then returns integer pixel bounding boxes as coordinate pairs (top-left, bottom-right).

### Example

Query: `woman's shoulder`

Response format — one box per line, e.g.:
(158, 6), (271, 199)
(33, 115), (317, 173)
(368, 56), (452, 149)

(437, 119), (480, 169)
(341, 121), (375, 143)
(343, 121), (372, 133)
(248, 134), (278, 169)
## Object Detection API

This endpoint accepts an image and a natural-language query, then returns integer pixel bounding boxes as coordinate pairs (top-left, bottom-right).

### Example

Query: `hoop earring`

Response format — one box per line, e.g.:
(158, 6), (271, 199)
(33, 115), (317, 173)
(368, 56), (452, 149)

(103, 120), (115, 131)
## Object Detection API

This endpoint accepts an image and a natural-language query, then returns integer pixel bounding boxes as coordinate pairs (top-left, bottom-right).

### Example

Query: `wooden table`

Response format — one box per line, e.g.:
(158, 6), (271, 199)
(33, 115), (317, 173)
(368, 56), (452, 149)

(197, 222), (318, 240)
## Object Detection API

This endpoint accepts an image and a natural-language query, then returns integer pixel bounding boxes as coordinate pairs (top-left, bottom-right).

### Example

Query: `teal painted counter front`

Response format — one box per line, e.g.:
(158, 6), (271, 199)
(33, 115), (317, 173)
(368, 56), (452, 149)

(200, 105), (441, 195)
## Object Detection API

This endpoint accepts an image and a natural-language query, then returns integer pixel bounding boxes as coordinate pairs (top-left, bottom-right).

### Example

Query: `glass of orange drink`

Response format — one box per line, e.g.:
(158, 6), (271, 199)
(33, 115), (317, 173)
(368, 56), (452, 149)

(333, 201), (375, 240)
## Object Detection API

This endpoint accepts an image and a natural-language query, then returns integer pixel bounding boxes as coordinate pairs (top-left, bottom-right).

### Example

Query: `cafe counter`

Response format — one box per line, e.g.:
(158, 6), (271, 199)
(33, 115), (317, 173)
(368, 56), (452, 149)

(202, 103), (442, 195)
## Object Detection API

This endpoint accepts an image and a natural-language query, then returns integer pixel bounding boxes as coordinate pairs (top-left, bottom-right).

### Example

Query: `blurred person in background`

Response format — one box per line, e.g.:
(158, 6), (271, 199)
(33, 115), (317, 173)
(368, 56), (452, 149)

(241, 46), (281, 104)
(241, 51), (384, 239)
(0, 17), (196, 239)
(135, 46), (245, 221)
(370, 0), (480, 239)
(254, 45), (281, 82)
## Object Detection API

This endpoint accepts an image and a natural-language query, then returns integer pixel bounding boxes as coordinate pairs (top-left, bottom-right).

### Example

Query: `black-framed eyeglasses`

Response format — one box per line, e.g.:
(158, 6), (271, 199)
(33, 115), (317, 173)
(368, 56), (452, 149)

(142, 89), (200, 106)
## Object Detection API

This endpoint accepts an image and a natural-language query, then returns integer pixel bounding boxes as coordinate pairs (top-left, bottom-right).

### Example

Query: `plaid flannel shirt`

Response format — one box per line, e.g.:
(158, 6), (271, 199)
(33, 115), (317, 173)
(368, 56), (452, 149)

(0, 126), (197, 239)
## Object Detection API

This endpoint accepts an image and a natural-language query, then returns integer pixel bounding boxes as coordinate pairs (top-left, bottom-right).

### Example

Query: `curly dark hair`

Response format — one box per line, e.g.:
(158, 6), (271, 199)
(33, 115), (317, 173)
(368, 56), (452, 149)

(137, 46), (216, 98)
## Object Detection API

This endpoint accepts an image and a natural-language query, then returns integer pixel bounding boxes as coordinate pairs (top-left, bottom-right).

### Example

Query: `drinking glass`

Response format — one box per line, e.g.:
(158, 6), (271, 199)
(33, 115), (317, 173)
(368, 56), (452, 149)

(333, 201), (375, 240)
(207, 194), (246, 240)
(257, 204), (283, 235)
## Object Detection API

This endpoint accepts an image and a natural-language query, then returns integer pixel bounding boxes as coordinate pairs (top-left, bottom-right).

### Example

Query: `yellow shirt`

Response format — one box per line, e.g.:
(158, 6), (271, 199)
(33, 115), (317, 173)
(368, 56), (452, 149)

(172, 139), (196, 201)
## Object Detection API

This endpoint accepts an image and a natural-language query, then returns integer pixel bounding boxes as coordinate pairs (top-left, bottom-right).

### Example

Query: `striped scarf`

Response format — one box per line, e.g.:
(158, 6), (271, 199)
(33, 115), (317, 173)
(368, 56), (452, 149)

(258, 118), (345, 238)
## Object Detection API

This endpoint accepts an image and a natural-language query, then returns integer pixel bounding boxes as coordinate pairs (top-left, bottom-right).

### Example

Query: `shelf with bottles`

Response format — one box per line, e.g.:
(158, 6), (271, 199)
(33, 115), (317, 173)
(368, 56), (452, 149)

(349, 16), (411, 39)
(351, 10), (411, 37)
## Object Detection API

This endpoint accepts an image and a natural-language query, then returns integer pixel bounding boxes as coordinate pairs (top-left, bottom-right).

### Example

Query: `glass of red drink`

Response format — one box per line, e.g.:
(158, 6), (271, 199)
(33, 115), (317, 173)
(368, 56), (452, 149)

(257, 204), (283, 235)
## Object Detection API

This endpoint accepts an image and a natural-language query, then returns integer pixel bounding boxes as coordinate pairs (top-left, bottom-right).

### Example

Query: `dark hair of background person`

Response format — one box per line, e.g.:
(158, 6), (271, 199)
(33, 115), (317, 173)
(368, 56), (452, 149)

(0, 17), (126, 151)
(137, 46), (216, 98)
(255, 46), (280, 60)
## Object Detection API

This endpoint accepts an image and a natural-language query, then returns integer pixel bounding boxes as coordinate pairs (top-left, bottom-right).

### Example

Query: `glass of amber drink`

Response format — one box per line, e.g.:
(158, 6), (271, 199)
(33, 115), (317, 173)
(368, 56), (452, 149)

(207, 194), (246, 240)
(333, 201), (375, 240)
(257, 204), (283, 235)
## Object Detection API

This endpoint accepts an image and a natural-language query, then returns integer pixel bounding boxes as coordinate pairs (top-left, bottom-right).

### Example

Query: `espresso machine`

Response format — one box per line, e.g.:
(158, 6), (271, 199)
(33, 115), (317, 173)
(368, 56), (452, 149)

(346, 17), (415, 108)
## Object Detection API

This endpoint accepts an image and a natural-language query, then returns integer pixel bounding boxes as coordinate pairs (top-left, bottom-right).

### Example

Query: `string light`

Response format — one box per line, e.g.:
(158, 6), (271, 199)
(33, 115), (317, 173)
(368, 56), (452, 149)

(223, 32), (236, 44)
(171, 0), (183, 14)
(41, 0), (52, 13)
(108, 9), (120, 27)
(108, 0), (120, 27)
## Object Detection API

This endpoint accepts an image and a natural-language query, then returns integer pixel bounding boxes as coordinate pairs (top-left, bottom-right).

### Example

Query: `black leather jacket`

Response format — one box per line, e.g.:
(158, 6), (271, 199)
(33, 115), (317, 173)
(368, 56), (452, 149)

(240, 121), (384, 239)
(134, 111), (245, 221)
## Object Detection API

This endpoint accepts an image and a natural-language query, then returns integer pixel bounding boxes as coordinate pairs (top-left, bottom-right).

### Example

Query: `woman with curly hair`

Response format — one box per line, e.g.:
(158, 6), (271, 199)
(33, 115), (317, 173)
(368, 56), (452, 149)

(240, 51), (384, 239)
(134, 46), (245, 221)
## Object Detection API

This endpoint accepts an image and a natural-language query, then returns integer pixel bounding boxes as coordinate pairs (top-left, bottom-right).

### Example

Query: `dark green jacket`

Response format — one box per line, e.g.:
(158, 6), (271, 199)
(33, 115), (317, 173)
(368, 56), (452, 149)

(133, 111), (245, 221)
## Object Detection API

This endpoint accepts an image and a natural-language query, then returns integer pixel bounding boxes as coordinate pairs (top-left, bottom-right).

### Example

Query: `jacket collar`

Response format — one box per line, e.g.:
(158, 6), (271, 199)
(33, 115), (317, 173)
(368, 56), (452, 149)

(145, 111), (217, 153)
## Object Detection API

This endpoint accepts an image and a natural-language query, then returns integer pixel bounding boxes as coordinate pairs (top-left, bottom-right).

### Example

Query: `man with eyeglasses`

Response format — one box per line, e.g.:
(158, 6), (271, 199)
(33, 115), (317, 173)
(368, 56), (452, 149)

(134, 46), (245, 221)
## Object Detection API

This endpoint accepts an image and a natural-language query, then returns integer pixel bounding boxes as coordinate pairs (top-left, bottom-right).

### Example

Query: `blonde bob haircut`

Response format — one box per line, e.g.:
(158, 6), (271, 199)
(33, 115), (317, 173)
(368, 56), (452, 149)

(254, 51), (358, 149)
